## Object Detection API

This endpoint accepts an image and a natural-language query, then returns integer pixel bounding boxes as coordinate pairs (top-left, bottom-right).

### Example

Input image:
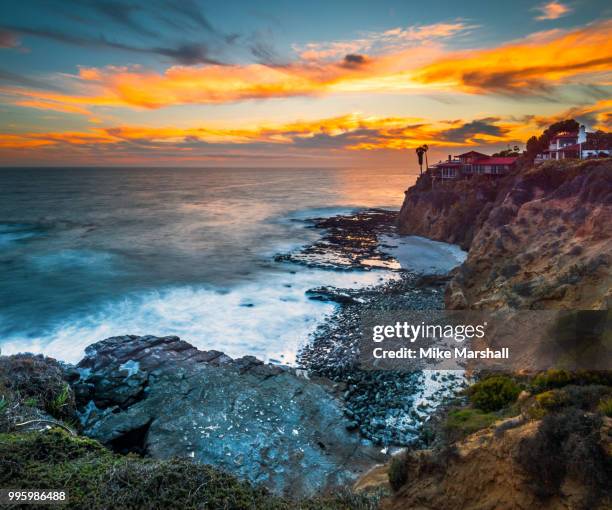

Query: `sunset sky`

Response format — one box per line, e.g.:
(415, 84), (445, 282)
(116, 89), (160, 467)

(0, 0), (611, 168)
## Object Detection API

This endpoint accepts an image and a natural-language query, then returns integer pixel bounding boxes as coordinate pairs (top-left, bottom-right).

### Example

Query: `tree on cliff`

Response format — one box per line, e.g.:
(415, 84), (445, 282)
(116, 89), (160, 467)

(524, 119), (580, 163)
(493, 145), (520, 157)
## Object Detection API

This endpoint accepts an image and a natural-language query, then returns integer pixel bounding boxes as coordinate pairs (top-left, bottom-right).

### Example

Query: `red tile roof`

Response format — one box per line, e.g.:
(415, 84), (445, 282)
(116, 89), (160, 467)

(456, 151), (488, 158)
(472, 157), (518, 165)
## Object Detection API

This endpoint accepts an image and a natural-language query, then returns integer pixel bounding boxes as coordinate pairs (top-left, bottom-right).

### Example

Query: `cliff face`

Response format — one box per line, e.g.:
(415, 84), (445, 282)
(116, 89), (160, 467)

(398, 159), (612, 310)
(359, 415), (612, 510)
(398, 173), (500, 250)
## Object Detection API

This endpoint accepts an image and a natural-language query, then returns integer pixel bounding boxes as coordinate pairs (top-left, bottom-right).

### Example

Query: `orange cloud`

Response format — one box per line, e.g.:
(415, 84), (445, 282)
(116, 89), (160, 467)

(14, 99), (92, 115)
(0, 134), (53, 149)
(413, 20), (612, 94)
(535, 1), (572, 21)
(0, 113), (530, 157)
(1, 20), (609, 115)
(527, 99), (612, 131)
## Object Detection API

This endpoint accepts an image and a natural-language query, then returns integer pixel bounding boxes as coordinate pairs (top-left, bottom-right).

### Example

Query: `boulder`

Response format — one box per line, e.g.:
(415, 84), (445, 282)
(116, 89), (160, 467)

(68, 335), (383, 496)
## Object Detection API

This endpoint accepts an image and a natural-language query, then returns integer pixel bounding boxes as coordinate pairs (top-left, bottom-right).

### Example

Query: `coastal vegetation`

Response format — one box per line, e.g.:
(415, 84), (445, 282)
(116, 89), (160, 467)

(386, 370), (612, 509)
(0, 429), (382, 510)
(466, 375), (520, 412)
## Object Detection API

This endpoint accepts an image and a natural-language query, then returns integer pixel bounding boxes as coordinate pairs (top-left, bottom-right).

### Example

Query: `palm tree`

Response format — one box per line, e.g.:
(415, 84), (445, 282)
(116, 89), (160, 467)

(415, 145), (429, 175)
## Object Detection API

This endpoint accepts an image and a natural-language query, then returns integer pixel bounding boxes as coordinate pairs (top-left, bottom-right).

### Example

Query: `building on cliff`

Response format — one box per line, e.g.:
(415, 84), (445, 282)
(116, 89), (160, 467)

(432, 151), (518, 179)
(535, 125), (612, 162)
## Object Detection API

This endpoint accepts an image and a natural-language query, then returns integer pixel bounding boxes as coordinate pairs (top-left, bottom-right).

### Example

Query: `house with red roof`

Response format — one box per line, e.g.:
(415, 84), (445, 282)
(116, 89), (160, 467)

(431, 151), (518, 179)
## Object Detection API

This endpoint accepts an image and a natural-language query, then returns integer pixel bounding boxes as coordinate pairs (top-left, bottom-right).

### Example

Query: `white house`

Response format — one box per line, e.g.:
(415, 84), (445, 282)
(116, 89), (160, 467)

(535, 125), (612, 162)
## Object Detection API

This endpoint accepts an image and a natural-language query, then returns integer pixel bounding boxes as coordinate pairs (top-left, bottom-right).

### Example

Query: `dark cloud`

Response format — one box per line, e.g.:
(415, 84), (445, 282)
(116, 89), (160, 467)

(87, 0), (158, 38)
(292, 128), (381, 149)
(0, 24), (224, 65)
(248, 29), (282, 65)
(341, 54), (368, 69)
(439, 118), (506, 142)
(153, 43), (224, 65)
(0, 68), (63, 90)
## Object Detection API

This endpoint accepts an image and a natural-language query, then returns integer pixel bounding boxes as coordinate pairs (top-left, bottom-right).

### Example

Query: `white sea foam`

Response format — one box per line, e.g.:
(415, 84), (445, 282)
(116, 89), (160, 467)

(380, 235), (467, 274)
(1, 267), (397, 364)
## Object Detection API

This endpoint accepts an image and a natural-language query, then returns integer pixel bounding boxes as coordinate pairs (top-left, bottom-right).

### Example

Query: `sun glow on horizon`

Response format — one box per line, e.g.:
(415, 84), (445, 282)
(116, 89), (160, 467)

(0, 2), (610, 167)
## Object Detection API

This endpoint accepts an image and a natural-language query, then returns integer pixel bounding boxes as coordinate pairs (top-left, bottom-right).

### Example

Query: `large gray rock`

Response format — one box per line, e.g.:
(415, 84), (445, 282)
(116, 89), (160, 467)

(68, 335), (384, 496)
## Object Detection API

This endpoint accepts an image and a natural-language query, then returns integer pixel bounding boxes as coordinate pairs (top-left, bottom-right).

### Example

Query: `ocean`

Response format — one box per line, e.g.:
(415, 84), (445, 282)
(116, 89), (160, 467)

(0, 166), (443, 364)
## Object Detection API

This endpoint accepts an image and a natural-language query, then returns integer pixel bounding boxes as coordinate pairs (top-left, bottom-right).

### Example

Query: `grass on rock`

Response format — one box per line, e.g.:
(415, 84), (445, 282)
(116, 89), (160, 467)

(0, 429), (381, 510)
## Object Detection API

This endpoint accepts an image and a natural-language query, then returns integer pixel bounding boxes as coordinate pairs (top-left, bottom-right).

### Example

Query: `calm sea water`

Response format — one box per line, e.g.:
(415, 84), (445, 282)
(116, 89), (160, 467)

(0, 167), (417, 363)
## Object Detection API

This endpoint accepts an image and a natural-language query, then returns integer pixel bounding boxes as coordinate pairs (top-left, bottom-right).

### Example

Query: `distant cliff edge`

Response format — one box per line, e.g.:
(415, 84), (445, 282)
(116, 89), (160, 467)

(398, 159), (612, 310)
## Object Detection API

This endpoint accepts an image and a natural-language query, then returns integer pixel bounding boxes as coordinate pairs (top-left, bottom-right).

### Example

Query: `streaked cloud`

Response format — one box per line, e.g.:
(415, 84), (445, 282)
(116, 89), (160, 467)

(1, 24), (225, 65)
(1, 19), (609, 117)
(0, 112), (536, 158)
(413, 21), (612, 94)
(293, 21), (475, 60)
(534, 1), (572, 21)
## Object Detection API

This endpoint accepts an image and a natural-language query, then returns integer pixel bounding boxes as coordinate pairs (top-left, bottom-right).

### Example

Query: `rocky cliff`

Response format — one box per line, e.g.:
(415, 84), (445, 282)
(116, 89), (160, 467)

(398, 159), (612, 310)
(360, 412), (612, 510)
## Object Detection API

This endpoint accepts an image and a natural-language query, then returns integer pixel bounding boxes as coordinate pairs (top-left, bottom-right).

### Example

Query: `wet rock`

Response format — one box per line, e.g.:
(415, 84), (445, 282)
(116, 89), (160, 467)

(70, 335), (383, 496)
(306, 286), (362, 305)
(275, 209), (400, 271)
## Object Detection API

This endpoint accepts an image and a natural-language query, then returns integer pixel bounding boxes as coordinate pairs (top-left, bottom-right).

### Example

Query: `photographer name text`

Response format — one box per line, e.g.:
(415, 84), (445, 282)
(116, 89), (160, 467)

(372, 346), (509, 359)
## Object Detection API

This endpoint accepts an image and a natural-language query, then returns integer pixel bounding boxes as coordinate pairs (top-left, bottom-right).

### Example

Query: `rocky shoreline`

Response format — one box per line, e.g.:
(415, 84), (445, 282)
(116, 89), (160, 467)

(279, 210), (466, 447)
(68, 208), (467, 485)
(0, 207), (467, 498)
(298, 274), (463, 446)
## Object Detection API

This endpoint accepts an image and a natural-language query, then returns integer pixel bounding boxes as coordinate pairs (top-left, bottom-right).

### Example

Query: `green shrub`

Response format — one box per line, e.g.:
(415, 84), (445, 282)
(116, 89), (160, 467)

(468, 376), (520, 412)
(46, 384), (70, 418)
(531, 370), (612, 392)
(532, 369), (572, 391)
(388, 452), (410, 492)
(598, 397), (612, 417)
(443, 408), (498, 440)
(535, 390), (566, 411)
